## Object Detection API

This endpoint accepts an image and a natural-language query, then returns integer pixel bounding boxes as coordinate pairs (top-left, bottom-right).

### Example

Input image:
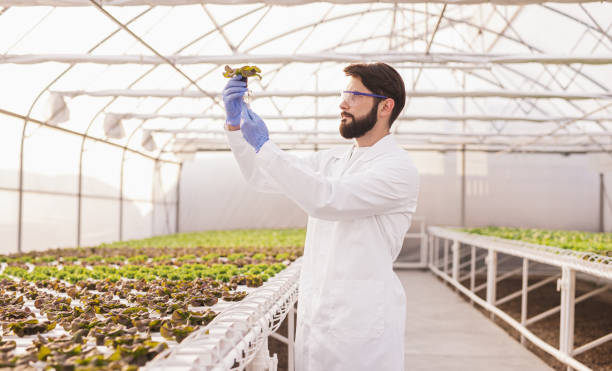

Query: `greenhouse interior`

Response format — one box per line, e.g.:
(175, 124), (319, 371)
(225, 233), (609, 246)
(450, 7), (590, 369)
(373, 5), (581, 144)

(0, 0), (611, 370)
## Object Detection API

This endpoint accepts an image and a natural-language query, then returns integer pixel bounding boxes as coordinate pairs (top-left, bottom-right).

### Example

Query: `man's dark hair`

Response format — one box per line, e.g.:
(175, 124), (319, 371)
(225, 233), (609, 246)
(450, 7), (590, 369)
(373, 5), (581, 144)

(343, 62), (405, 128)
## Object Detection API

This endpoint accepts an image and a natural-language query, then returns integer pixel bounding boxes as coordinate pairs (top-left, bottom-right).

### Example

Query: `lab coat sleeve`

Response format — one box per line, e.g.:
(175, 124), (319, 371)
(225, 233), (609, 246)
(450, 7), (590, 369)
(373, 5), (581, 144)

(255, 140), (419, 221)
(226, 129), (322, 194)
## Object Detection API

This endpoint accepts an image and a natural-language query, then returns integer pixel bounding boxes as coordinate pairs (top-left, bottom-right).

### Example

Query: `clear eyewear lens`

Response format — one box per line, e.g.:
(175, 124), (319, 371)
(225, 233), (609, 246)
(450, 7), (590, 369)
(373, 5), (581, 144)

(340, 91), (355, 105)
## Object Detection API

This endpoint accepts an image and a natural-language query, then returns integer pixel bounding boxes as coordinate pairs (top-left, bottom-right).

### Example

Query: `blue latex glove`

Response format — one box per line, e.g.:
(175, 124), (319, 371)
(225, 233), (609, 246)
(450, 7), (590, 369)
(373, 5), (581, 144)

(222, 75), (248, 127)
(241, 107), (270, 153)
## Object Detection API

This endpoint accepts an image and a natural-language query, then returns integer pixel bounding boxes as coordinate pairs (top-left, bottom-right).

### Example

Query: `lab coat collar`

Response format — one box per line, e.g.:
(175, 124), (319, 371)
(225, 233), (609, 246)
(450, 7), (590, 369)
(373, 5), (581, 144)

(344, 134), (399, 164)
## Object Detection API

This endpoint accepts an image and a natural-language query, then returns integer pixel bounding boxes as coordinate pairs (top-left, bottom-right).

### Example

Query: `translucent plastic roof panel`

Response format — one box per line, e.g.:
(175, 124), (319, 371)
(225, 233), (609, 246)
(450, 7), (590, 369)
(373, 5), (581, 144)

(0, 1), (610, 157)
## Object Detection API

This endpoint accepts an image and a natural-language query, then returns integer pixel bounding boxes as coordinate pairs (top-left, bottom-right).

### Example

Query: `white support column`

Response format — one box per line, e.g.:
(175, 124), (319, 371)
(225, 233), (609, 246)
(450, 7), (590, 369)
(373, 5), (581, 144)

(436, 236), (440, 268)
(558, 266), (576, 367)
(246, 337), (278, 371)
(470, 245), (476, 305)
(420, 220), (427, 266)
(470, 245), (476, 291)
(428, 235), (434, 266)
(452, 240), (460, 282)
(443, 239), (449, 275)
(432, 235), (436, 266)
(288, 306), (295, 371)
(486, 250), (498, 320)
(521, 258), (529, 345)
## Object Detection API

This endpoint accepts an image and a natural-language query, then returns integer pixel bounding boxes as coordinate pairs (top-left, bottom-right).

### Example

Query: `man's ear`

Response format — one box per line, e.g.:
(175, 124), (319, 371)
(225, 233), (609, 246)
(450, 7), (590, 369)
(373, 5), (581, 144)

(379, 98), (395, 117)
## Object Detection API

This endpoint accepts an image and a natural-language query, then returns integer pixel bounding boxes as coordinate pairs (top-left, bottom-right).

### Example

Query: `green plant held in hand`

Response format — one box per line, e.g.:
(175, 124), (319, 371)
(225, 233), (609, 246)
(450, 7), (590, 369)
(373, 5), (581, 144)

(223, 65), (262, 81)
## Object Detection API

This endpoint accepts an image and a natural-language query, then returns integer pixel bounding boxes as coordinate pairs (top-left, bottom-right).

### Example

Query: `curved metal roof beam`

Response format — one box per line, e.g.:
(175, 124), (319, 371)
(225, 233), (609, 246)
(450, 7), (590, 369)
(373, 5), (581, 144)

(88, 1), (221, 106)
(16, 7), (154, 252)
(260, 5), (390, 91)
(258, 10), (458, 87)
(243, 6), (396, 53)
(497, 11), (612, 128)
(160, 5), (417, 155)
(4, 7), (54, 54)
(255, 4), (336, 132)
(249, 4), (451, 139)
(109, 5), (271, 161)
(254, 4), (379, 145)
(405, 4), (447, 112)
(153, 5), (277, 159)
(398, 5), (609, 98)
(2, 108), (178, 163)
(485, 5), (524, 53)
(75, 5), (268, 162)
(499, 11), (611, 134)
(498, 101), (612, 153)
(104, 22), (488, 154)
(78, 6), (177, 153)
(155, 6), (274, 159)
(540, 4), (612, 45)
(170, 13), (604, 149)
(435, 12), (611, 92)
(65, 2), (608, 155)
(436, 8), (543, 128)
(420, 8), (612, 133)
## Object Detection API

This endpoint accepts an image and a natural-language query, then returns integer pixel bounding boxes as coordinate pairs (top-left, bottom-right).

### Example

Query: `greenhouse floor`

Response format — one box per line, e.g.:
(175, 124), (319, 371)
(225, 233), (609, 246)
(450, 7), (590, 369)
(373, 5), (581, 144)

(398, 270), (553, 371)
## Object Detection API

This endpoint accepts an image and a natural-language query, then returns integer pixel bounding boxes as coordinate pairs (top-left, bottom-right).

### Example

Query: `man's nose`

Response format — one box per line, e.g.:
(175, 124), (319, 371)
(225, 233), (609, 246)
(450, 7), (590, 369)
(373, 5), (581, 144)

(339, 99), (349, 110)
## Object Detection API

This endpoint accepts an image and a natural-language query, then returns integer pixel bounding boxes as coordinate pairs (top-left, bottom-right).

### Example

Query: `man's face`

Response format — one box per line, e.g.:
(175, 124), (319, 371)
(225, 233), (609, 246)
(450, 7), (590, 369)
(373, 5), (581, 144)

(339, 76), (380, 139)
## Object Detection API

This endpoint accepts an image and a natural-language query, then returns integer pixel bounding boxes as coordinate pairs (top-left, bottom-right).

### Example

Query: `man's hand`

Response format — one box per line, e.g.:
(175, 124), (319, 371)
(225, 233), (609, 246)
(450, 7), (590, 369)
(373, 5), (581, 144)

(241, 107), (269, 153)
(222, 75), (248, 127)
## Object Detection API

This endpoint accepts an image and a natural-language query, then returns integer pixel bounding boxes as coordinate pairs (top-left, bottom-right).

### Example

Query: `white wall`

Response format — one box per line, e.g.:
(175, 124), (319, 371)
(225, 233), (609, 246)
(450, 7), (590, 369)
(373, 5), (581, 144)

(179, 152), (308, 232)
(464, 152), (600, 231)
(0, 112), (181, 254)
(180, 149), (606, 233)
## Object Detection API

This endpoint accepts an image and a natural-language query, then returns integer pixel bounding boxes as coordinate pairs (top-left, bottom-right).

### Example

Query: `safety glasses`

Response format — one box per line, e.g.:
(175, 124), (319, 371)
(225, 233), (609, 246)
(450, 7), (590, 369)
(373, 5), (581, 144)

(340, 90), (388, 105)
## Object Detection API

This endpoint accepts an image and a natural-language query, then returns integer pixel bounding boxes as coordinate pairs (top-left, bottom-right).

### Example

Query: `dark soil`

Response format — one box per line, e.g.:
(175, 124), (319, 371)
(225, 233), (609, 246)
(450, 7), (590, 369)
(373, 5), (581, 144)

(445, 274), (612, 371)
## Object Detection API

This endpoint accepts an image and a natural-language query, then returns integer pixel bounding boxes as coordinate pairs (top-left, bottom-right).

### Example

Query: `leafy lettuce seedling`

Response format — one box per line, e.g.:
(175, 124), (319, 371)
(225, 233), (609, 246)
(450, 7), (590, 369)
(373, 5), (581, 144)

(223, 65), (262, 81)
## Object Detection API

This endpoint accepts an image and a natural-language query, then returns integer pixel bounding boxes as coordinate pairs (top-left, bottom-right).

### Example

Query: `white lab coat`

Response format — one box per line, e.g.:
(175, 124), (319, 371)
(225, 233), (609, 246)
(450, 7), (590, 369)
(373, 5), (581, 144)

(226, 130), (419, 371)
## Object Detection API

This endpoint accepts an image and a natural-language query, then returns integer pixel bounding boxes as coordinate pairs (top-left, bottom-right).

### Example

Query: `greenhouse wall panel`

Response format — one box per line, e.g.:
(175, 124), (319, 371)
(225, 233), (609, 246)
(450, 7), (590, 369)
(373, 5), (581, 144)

(408, 151), (463, 227)
(180, 150), (608, 232)
(80, 197), (120, 247)
(81, 140), (123, 198)
(123, 154), (154, 202)
(466, 153), (600, 231)
(21, 193), (77, 252)
(153, 162), (179, 204)
(0, 114), (22, 189)
(604, 173), (612, 232)
(180, 153), (307, 231)
(152, 203), (177, 236)
(122, 200), (153, 241)
(0, 64), (66, 116)
(23, 127), (81, 194)
(0, 190), (18, 254)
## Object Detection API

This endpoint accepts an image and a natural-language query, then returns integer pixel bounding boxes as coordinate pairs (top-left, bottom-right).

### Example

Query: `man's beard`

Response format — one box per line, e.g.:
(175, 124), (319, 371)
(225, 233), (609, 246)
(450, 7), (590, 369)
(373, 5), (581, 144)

(339, 103), (378, 139)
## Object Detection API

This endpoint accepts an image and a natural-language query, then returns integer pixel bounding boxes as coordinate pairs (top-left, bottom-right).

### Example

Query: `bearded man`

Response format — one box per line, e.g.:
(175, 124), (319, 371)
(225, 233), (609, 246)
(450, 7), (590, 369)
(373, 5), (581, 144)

(222, 62), (420, 371)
